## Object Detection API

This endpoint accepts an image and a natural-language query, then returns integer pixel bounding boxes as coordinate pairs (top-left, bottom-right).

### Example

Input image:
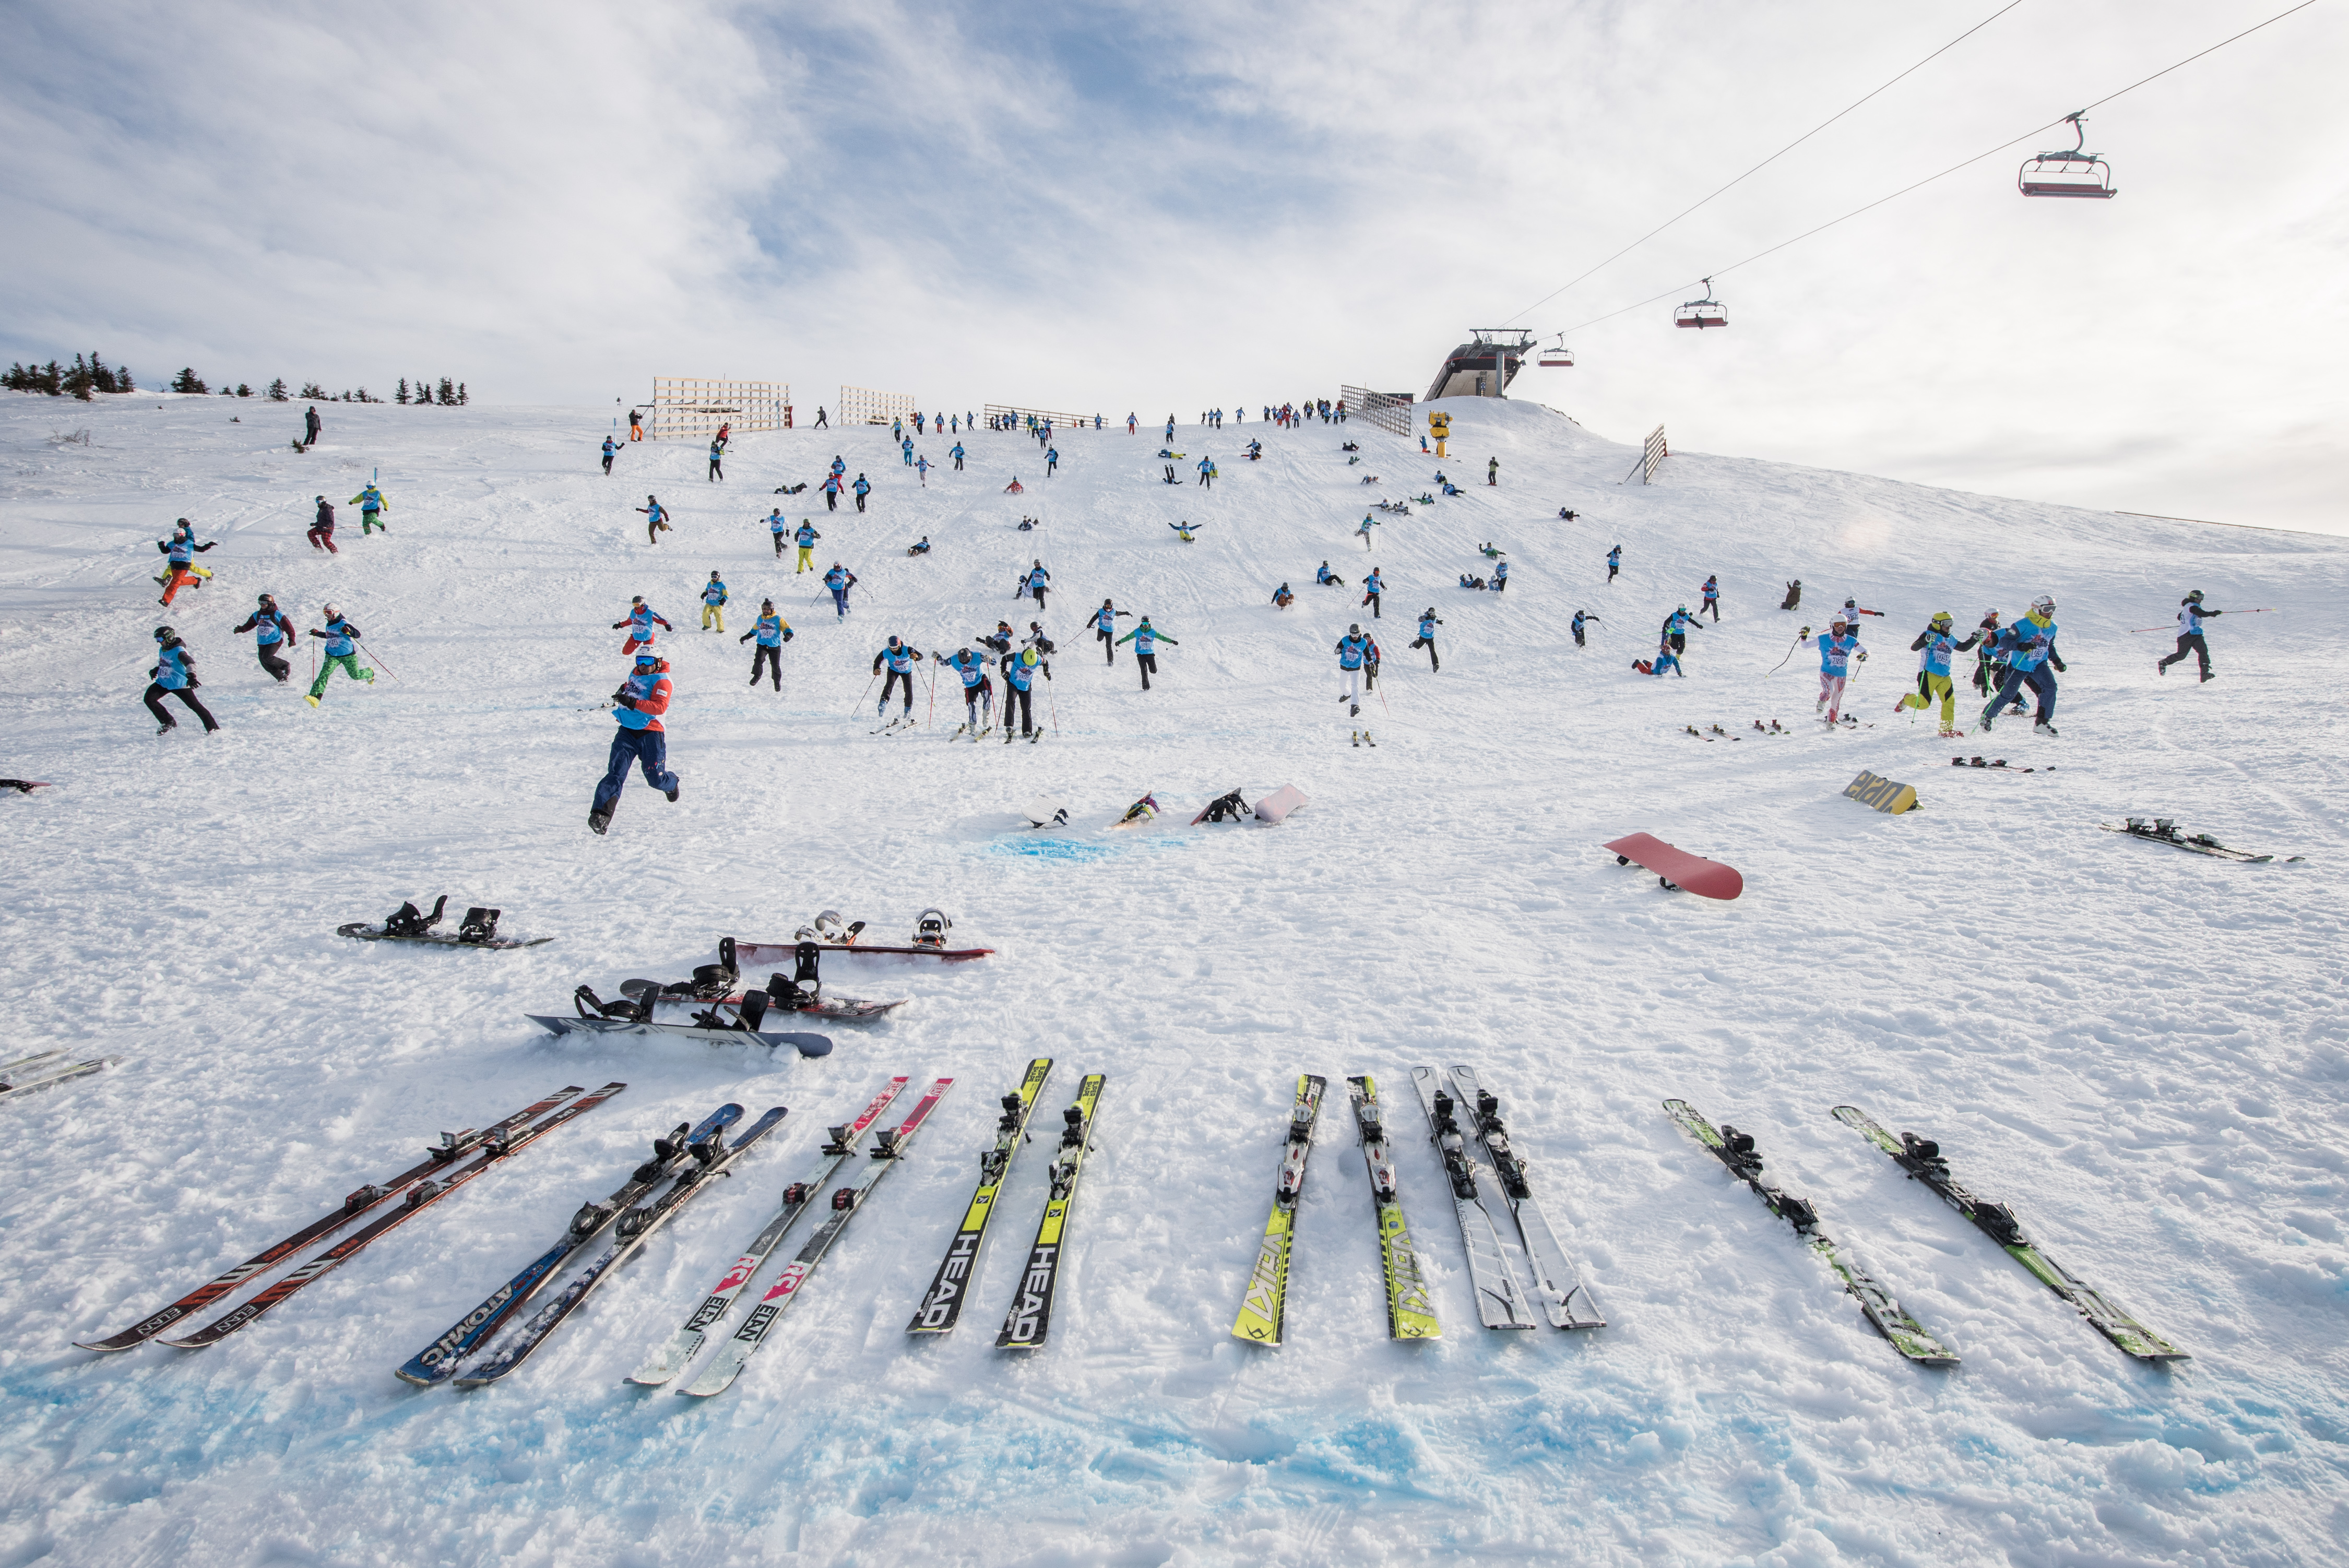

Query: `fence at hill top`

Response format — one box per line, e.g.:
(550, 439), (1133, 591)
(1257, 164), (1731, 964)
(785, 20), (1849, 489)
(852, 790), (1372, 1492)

(839, 386), (918, 426)
(984, 403), (1100, 429)
(1343, 386), (1415, 438)
(646, 379), (790, 439)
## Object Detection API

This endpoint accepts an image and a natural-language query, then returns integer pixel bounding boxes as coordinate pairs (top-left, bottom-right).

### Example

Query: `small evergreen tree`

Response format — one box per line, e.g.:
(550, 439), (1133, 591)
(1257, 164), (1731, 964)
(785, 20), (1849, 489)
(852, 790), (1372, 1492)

(395, 377), (409, 405)
(236, 383), (252, 397)
(436, 376), (455, 406)
(299, 381), (326, 399)
(117, 365), (135, 393)
(171, 367), (208, 395)
(267, 377), (288, 401)
(457, 382), (468, 405)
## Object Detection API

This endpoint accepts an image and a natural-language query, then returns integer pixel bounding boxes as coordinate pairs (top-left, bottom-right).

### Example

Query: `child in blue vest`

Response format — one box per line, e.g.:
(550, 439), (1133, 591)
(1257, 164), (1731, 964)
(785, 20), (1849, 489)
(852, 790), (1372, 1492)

(304, 604), (374, 708)
(740, 600), (791, 690)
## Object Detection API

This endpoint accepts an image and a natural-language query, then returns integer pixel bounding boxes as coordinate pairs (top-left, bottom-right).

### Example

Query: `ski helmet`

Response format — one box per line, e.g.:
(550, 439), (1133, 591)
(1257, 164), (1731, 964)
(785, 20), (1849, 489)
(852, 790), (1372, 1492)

(1930, 611), (1952, 627)
(1831, 617), (1849, 631)
(2186, 589), (2204, 602)
(2032, 595), (2056, 616)
(322, 603), (339, 618)
(631, 595), (645, 605)
(958, 646), (970, 657)
(709, 570), (721, 579)
(1349, 623), (1361, 634)
(257, 592), (275, 604)
(1021, 648), (1039, 668)
(887, 635), (901, 646)
(152, 625), (174, 640)
(634, 650), (658, 666)
(1678, 605), (1688, 614)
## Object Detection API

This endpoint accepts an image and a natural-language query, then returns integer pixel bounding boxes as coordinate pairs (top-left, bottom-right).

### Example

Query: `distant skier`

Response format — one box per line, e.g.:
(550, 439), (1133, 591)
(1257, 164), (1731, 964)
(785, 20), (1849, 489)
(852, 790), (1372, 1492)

(767, 508), (789, 557)
(1047, 446), (1059, 477)
(1895, 610), (1979, 737)
(1356, 515), (1378, 549)
(916, 455), (931, 486)
(1810, 619), (1866, 724)
(1606, 544), (1620, 584)
(589, 650), (679, 835)
(1487, 457), (1499, 486)
(1492, 559), (1509, 593)
(1114, 616), (1176, 690)
(1316, 562), (1346, 588)
(627, 408), (643, 440)
(823, 472), (841, 512)
(701, 571), (728, 632)
(601, 435), (620, 475)
(1700, 575), (1719, 621)
(1572, 609), (1597, 648)
(794, 518), (821, 571)
(143, 625), (218, 734)
(1022, 621), (1055, 679)
(232, 592), (296, 683)
(351, 482), (389, 536)
(1968, 609), (2020, 711)
(1662, 605), (1702, 655)
(871, 635), (926, 722)
(951, 442), (966, 472)
(156, 519), (217, 605)
(304, 603), (374, 709)
(1980, 595), (2063, 735)
(1842, 596), (1883, 623)
(2156, 590), (2221, 682)
(739, 599), (791, 689)
(813, 406), (827, 429)
(303, 405), (322, 448)
(1334, 623), (1372, 717)
(704, 438), (723, 482)
(1093, 599), (1130, 662)
(615, 596), (671, 654)
(1002, 646), (1042, 738)
(852, 473), (870, 513)
(308, 496), (338, 554)
(1362, 567), (1384, 619)
(1026, 561), (1050, 610)
(946, 646), (993, 732)
(1196, 455), (1213, 488)
(638, 495), (671, 544)
(824, 562), (857, 618)
(1411, 609), (1442, 671)
(901, 436), (915, 468)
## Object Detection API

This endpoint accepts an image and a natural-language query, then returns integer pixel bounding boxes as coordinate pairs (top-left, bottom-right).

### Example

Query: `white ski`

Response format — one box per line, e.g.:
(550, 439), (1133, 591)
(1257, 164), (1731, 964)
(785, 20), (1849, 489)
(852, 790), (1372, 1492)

(1408, 1066), (1537, 1330)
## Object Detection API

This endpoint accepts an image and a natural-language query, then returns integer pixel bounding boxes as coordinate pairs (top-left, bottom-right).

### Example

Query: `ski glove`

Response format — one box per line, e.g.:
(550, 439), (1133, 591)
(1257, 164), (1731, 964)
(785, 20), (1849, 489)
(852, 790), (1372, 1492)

(2051, 656), (2067, 672)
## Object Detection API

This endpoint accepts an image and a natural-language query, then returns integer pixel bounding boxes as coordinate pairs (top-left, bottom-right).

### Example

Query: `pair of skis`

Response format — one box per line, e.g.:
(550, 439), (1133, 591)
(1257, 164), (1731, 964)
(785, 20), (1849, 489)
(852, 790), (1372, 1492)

(77, 1083), (624, 1352)
(634, 1076), (957, 1397)
(905, 1060), (1109, 1350)
(0, 1049), (116, 1105)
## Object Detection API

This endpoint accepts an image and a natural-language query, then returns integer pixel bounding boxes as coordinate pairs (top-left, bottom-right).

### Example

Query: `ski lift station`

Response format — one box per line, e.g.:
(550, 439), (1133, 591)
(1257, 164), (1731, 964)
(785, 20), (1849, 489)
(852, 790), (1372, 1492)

(1424, 329), (1537, 400)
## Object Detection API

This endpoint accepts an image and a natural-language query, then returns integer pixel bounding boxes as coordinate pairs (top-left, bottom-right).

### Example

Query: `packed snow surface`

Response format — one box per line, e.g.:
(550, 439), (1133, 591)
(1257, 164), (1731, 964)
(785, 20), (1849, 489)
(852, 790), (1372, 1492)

(1, 392), (2344, 1566)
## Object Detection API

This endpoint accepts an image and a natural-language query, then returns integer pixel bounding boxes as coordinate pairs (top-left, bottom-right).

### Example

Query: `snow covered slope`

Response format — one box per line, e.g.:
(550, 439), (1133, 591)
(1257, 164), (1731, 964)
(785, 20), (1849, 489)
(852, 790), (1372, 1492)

(1, 391), (2343, 1565)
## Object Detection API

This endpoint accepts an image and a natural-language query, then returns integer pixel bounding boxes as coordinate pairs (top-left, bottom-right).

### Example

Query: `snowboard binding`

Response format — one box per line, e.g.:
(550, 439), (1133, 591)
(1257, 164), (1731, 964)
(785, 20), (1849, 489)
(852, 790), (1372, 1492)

(911, 908), (952, 948)
(456, 907), (501, 945)
(382, 895), (448, 938)
(574, 983), (654, 1024)
(688, 989), (769, 1034)
(1199, 789), (1250, 824)
(764, 941), (825, 1011)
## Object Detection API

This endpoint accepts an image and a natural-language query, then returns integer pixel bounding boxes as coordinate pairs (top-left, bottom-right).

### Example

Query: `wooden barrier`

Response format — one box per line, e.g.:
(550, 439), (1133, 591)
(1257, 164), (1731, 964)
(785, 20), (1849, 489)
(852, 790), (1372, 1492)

(648, 379), (790, 440)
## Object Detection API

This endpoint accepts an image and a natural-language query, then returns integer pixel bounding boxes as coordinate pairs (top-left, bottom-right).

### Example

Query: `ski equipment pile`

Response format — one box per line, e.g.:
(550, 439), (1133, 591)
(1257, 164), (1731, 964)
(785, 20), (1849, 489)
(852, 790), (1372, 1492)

(908, 1059), (1055, 1335)
(996, 1073), (1108, 1350)
(1411, 1067), (1537, 1330)
(1231, 1074), (1326, 1346)
(1346, 1076), (1440, 1340)
(1450, 1066), (1606, 1329)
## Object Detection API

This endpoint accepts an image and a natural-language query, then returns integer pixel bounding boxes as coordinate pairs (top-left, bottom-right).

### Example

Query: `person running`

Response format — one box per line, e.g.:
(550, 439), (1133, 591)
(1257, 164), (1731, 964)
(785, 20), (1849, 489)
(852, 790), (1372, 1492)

(824, 562), (857, 618)
(1002, 645), (1042, 738)
(766, 508), (789, 557)
(601, 435), (621, 475)
(1093, 599), (1130, 662)
(871, 635), (926, 722)
(308, 496), (338, 554)
(304, 603), (374, 708)
(143, 625), (219, 734)
(638, 495), (671, 544)
(1410, 609), (1442, 671)
(740, 599), (791, 689)
(1894, 610), (1980, 737)
(951, 441), (965, 472)
(813, 406), (827, 429)
(1047, 445), (1059, 477)
(852, 473), (871, 513)
(1316, 561), (1346, 588)
(822, 472), (841, 511)
(707, 437), (725, 482)
(1115, 616), (1176, 690)
(700, 571), (728, 632)
(1810, 619), (1866, 724)
(232, 592), (296, 683)
(1362, 567), (1384, 619)
(901, 436), (915, 468)
(2157, 590), (2222, 682)
(1572, 609), (1597, 648)
(1196, 455), (1213, 488)
(1492, 559), (1509, 593)
(156, 519), (217, 605)
(1334, 623), (1373, 717)
(782, 517), (817, 572)
(1026, 561), (1050, 610)
(916, 454), (931, 486)
(1967, 608), (2021, 712)
(1356, 514), (1378, 549)
(588, 650), (678, 834)
(1981, 595), (2064, 735)
(615, 596), (670, 654)
(945, 646), (993, 732)
(1700, 575), (1719, 620)
(1663, 605), (1702, 655)
(1606, 544), (1621, 584)
(350, 482), (389, 536)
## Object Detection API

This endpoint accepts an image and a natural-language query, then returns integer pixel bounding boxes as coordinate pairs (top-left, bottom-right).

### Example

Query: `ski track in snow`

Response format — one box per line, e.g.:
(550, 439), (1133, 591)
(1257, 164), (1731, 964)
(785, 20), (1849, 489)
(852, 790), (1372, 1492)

(1, 394), (2344, 1565)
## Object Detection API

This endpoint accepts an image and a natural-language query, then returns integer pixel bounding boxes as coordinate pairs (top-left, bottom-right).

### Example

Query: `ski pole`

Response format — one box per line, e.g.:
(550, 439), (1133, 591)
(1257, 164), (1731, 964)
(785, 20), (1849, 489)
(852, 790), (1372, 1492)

(924, 661), (936, 728)
(2129, 609), (2278, 632)
(1766, 628), (1810, 674)
(363, 640), (397, 680)
(847, 670), (876, 717)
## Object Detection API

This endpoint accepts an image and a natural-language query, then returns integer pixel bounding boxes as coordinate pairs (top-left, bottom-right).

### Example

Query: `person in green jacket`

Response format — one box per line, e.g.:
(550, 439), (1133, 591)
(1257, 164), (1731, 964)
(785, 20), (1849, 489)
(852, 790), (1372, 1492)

(1113, 616), (1178, 691)
(350, 483), (389, 535)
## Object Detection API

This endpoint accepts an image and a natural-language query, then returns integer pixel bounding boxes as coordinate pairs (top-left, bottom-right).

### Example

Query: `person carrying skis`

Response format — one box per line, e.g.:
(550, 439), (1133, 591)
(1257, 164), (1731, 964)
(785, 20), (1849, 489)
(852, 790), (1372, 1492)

(1981, 595), (2064, 735)
(304, 603), (374, 708)
(2156, 590), (2221, 682)
(916, 454), (931, 486)
(1895, 610), (1979, 736)
(1334, 623), (1373, 717)
(1572, 609), (1598, 648)
(1002, 645), (1042, 738)
(1663, 605), (1702, 655)
(615, 596), (670, 654)
(1410, 609), (1442, 671)
(350, 482), (389, 536)
(1093, 599), (1130, 662)
(1316, 561), (1346, 588)
(142, 625), (219, 734)
(824, 562), (857, 618)
(232, 592), (296, 683)
(1026, 562), (1050, 610)
(791, 517), (821, 572)
(707, 437), (725, 482)
(1492, 559), (1509, 593)
(1114, 616), (1176, 690)
(308, 496), (338, 554)
(1362, 567), (1384, 619)
(739, 599), (791, 689)
(601, 435), (621, 476)
(946, 646), (993, 731)
(701, 571), (728, 632)
(589, 650), (678, 834)
(951, 441), (965, 472)
(1700, 575), (1719, 621)
(851, 473), (871, 513)
(638, 495), (672, 544)
(767, 508), (789, 557)
(871, 635), (926, 721)
(1810, 619), (1866, 724)
(1607, 544), (1621, 583)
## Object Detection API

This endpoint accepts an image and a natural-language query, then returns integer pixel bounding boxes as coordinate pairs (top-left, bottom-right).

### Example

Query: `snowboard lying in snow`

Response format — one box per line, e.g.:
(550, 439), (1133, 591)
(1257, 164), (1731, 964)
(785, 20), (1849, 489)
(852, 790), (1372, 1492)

(1605, 833), (1744, 900)
(1255, 785), (1309, 824)
(1022, 797), (1070, 828)
(527, 1011), (833, 1057)
(340, 923), (553, 950)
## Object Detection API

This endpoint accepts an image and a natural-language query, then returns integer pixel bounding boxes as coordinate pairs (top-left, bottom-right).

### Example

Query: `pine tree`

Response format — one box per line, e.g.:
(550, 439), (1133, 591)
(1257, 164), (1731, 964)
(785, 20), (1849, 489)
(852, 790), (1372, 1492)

(267, 377), (288, 401)
(395, 377), (409, 405)
(299, 381), (326, 399)
(436, 376), (456, 406)
(171, 367), (208, 395)
(457, 382), (468, 406)
(117, 365), (135, 394)
(235, 383), (252, 398)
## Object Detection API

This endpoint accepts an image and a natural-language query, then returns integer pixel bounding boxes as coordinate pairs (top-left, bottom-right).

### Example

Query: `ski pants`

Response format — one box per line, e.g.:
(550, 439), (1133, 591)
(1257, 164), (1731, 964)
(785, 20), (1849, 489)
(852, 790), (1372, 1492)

(2158, 633), (2211, 677)
(623, 636), (655, 657)
(1136, 652), (1157, 690)
(159, 567), (198, 605)
(1492, 576), (1506, 592)
(310, 651), (370, 700)
(797, 546), (814, 572)
(831, 587), (850, 617)
(1703, 599), (1718, 620)
(752, 644), (781, 688)
(1340, 666), (1362, 702)
(855, 493), (866, 512)
(771, 532), (786, 557)
(708, 458), (722, 481)
(592, 726), (674, 815)
(603, 454), (615, 475)
(1007, 686), (1033, 733)
(702, 603), (725, 631)
(1668, 633), (1686, 654)
(647, 519), (667, 545)
(826, 492), (837, 510)
(1819, 672), (1846, 718)
(1099, 627), (1115, 663)
(953, 455), (963, 470)
(256, 640), (290, 682)
(1410, 635), (1438, 671)
(1607, 564), (1618, 583)
(630, 424), (642, 440)
(144, 682), (217, 732)
(1364, 592), (1380, 618)
(1900, 672), (1956, 726)
(308, 523), (337, 553)
(1985, 664), (2057, 726)
(1573, 626), (1585, 647)
(1029, 585), (1046, 610)
(361, 509), (385, 535)
(881, 669), (915, 709)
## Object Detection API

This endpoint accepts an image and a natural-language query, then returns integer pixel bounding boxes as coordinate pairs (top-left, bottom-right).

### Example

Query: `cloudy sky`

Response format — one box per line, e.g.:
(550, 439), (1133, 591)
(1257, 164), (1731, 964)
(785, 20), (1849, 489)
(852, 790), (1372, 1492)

(4, 0), (2342, 531)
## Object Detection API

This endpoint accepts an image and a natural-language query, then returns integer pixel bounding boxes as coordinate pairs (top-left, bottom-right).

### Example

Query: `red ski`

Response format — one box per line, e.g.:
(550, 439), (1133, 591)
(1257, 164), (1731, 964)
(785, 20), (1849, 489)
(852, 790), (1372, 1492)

(1605, 833), (1743, 900)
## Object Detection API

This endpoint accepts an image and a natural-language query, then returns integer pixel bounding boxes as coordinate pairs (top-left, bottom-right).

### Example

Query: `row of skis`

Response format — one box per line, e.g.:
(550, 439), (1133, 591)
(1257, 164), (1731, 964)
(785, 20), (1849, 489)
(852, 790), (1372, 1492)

(1231, 1071), (2184, 1364)
(79, 1063), (1107, 1391)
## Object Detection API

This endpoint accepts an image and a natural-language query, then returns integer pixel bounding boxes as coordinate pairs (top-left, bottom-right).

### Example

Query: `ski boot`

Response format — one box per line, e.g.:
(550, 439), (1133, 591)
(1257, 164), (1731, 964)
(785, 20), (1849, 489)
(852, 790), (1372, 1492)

(2034, 721), (2059, 737)
(588, 809), (611, 836)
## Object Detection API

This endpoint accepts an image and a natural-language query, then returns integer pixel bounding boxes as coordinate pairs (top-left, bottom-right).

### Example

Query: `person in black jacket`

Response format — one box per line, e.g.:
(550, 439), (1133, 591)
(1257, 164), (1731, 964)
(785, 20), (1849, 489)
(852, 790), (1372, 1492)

(231, 592), (297, 682)
(303, 405), (322, 448)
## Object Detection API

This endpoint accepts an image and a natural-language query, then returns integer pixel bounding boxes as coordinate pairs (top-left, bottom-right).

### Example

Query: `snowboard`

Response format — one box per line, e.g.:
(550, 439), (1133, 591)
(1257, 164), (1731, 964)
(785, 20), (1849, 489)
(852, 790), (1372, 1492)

(1253, 785), (1309, 825)
(1, 780), (52, 794)
(1110, 793), (1159, 829)
(684, 992), (906, 1023)
(1604, 833), (1744, 900)
(526, 1013), (833, 1056)
(731, 936), (994, 964)
(1023, 797), (1070, 828)
(1190, 788), (1249, 826)
(338, 923), (554, 950)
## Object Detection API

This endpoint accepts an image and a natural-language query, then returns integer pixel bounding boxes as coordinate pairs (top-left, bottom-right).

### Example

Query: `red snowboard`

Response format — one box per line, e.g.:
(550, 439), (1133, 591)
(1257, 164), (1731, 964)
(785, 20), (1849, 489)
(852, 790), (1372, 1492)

(1604, 833), (1743, 900)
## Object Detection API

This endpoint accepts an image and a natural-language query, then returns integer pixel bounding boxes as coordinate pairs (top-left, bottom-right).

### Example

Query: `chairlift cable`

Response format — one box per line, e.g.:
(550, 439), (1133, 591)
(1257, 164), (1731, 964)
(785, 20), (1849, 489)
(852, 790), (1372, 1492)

(1500, 1), (2027, 327)
(1550, 0), (2318, 338)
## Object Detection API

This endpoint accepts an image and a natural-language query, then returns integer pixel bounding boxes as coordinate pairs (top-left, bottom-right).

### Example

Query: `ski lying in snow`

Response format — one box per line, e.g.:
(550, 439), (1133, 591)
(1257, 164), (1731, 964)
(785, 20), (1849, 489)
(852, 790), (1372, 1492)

(908, 1059), (1056, 1335)
(1411, 1067), (1538, 1331)
(395, 1103), (742, 1385)
(0, 1055), (116, 1103)
(995, 1073), (1108, 1350)
(678, 1078), (955, 1397)
(1832, 1105), (2186, 1362)
(1, 1049), (69, 1077)
(77, 1084), (587, 1352)
(1231, 1074), (1327, 1346)
(159, 1083), (626, 1348)
(1664, 1098), (1956, 1367)
(453, 1105), (789, 1387)
(2100, 819), (2304, 864)
(526, 1013), (833, 1057)
(337, 924), (554, 949)
(630, 1076), (910, 1386)
(1347, 1077), (1440, 1340)
(1450, 1066), (1606, 1330)
(731, 937), (994, 964)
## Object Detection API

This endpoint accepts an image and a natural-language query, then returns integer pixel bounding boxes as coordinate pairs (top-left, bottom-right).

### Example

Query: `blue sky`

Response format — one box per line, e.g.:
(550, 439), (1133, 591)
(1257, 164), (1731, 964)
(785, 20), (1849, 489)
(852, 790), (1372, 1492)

(2, 0), (2342, 530)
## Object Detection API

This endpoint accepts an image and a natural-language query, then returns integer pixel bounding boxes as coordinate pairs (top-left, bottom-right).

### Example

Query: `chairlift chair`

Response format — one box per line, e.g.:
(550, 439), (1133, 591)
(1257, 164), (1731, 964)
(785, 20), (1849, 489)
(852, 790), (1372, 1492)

(2019, 112), (2115, 199)
(1537, 334), (1575, 368)
(1674, 279), (1727, 329)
